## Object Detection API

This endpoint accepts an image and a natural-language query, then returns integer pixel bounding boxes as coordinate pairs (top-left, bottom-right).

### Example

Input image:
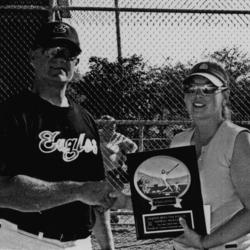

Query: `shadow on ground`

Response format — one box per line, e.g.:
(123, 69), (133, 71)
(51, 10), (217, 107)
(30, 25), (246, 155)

(92, 224), (173, 250)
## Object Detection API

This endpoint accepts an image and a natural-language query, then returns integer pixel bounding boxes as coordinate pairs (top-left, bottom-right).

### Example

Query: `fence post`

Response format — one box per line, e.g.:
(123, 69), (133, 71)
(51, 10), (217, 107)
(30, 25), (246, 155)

(48, 0), (57, 22)
(138, 125), (144, 152)
(114, 0), (122, 62)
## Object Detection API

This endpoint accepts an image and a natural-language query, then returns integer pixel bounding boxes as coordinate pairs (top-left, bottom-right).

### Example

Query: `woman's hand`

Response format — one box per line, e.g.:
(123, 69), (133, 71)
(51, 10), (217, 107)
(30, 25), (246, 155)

(174, 217), (204, 249)
(109, 190), (133, 211)
(109, 189), (128, 210)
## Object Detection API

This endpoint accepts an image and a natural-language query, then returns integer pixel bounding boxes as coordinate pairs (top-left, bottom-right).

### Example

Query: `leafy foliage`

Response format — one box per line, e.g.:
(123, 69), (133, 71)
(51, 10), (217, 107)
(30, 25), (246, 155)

(67, 46), (250, 124)
(68, 55), (190, 121)
(204, 47), (250, 120)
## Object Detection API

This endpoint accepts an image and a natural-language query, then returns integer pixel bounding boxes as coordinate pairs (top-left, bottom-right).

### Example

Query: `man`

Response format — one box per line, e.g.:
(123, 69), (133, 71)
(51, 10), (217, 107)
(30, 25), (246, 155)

(99, 115), (137, 223)
(99, 115), (138, 189)
(0, 21), (115, 250)
(137, 175), (145, 192)
(161, 169), (174, 193)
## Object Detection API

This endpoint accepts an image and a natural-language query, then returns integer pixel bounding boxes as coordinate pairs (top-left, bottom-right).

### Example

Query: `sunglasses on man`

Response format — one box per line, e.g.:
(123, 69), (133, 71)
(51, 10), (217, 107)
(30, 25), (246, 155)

(44, 47), (78, 61)
(183, 84), (228, 95)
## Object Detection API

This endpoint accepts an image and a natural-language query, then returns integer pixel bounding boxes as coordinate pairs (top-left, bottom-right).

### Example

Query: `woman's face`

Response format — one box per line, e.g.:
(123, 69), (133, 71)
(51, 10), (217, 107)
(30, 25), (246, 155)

(184, 75), (226, 121)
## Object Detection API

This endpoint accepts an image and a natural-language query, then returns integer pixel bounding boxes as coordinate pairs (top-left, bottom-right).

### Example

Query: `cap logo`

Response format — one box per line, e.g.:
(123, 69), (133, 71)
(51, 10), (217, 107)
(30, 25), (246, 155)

(53, 23), (68, 34)
(199, 63), (208, 70)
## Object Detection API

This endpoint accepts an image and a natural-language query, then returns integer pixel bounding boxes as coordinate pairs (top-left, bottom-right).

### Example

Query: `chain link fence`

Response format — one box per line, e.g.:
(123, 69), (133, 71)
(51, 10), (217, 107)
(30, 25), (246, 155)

(62, 1), (250, 205)
(2, 1), (250, 248)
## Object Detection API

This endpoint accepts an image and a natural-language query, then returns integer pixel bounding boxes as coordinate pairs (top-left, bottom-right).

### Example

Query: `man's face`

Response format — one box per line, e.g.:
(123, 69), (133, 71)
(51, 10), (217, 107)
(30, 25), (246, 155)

(104, 124), (116, 135)
(30, 46), (79, 84)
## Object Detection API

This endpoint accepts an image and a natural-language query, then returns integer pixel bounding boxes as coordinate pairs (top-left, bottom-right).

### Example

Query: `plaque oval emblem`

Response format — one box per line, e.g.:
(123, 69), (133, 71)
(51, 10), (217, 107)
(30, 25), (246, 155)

(134, 155), (191, 201)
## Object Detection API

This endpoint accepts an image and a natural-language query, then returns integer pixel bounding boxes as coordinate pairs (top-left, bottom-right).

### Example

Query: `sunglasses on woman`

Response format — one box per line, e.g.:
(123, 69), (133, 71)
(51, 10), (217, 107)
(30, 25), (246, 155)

(44, 47), (78, 61)
(183, 84), (228, 95)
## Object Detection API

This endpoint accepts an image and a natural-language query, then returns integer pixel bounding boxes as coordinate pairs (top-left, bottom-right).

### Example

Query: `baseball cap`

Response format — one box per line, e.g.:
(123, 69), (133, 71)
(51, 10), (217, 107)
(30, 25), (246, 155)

(100, 115), (115, 121)
(183, 61), (229, 87)
(31, 21), (81, 54)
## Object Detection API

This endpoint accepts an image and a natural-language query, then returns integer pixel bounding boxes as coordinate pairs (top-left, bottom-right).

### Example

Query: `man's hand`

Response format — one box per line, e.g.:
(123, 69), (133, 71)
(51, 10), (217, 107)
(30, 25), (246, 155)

(174, 217), (203, 249)
(79, 181), (115, 210)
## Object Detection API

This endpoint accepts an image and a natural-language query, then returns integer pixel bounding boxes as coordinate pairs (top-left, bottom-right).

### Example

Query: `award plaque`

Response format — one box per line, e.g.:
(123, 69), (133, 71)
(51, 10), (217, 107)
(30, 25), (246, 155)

(127, 145), (207, 240)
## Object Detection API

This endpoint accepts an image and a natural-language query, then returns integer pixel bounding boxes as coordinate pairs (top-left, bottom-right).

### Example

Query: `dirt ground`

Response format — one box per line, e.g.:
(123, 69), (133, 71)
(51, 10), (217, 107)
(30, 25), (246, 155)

(91, 188), (174, 250)
(92, 222), (174, 250)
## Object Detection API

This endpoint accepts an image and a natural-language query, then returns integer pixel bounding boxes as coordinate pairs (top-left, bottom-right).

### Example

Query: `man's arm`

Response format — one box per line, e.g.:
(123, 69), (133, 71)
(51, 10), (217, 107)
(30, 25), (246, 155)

(0, 175), (115, 212)
(92, 208), (115, 250)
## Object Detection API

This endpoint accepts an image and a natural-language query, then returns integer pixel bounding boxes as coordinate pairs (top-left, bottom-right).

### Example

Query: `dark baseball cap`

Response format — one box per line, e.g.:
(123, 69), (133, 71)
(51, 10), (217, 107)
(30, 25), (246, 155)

(183, 61), (229, 87)
(31, 21), (81, 54)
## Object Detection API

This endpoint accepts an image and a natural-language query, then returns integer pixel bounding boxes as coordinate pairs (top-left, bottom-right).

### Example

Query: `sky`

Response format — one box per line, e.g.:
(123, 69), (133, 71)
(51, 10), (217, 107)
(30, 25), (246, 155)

(64, 1), (250, 74)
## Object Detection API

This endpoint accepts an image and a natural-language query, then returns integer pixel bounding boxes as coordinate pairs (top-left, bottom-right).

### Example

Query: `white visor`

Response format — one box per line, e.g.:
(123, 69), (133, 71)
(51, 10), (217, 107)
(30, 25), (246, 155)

(187, 73), (224, 87)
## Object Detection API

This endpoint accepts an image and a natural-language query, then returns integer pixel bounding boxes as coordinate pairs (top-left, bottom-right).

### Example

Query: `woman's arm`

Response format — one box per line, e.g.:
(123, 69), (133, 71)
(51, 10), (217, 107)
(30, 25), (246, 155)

(109, 190), (133, 211)
(174, 131), (250, 249)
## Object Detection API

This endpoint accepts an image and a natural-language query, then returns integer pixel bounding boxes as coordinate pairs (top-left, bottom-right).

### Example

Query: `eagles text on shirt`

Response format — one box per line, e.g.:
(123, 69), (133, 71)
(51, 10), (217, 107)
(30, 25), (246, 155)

(39, 131), (98, 162)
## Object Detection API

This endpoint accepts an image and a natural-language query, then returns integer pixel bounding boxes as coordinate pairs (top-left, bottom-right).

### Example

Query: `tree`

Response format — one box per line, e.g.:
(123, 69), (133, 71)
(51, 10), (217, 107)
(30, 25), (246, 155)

(204, 47), (250, 120)
(67, 55), (191, 121)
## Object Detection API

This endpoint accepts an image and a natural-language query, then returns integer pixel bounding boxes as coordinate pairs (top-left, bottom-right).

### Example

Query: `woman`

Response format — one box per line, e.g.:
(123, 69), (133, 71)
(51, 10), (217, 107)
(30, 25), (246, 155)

(110, 61), (250, 250)
(171, 61), (250, 250)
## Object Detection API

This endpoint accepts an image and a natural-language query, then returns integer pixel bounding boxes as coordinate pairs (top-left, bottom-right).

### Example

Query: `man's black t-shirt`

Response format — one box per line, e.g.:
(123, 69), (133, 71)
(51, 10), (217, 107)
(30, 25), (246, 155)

(0, 91), (105, 237)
